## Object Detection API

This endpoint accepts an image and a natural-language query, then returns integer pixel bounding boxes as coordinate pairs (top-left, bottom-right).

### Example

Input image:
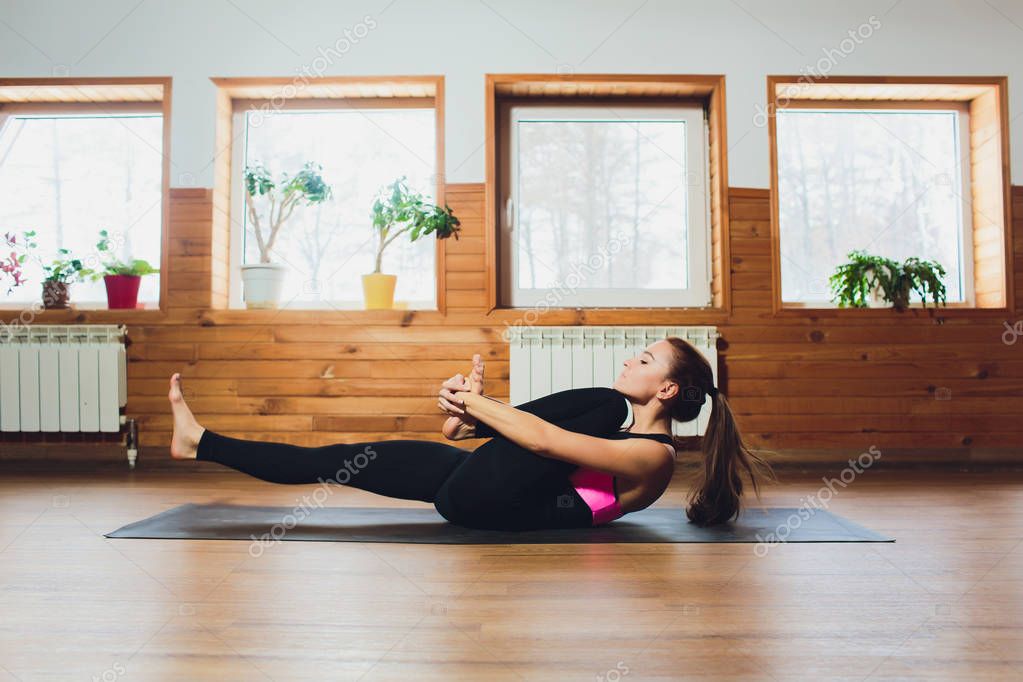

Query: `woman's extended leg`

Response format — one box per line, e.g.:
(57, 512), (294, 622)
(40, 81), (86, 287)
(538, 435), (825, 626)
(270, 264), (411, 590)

(196, 431), (469, 502)
(169, 374), (469, 503)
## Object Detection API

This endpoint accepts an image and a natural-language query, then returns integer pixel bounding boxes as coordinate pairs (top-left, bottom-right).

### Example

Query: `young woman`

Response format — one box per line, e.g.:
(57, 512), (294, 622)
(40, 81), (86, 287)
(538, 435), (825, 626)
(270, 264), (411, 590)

(168, 337), (771, 530)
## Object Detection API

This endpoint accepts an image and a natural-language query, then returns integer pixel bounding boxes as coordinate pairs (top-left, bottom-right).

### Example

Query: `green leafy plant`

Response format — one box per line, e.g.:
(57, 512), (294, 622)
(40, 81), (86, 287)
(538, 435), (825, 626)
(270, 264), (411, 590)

(87, 229), (159, 279)
(828, 249), (947, 311)
(370, 177), (461, 273)
(14, 230), (92, 284)
(244, 162), (333, 263)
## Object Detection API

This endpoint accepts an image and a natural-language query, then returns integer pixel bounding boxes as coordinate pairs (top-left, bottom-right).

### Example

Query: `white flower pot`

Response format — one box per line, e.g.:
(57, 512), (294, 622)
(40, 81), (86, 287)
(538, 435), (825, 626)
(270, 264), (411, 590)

(240, 263), (287, 309)
(867, 283), (885, 307)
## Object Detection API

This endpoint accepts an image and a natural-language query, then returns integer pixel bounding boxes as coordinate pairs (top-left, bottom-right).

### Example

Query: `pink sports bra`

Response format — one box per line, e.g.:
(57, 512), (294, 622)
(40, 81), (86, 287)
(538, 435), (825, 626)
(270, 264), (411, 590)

(568, 431), (676, 526)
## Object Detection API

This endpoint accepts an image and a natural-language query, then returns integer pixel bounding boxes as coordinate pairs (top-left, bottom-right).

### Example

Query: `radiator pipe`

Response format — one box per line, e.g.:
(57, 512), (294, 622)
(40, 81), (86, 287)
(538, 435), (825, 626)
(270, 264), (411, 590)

(125, 417), (139, 469)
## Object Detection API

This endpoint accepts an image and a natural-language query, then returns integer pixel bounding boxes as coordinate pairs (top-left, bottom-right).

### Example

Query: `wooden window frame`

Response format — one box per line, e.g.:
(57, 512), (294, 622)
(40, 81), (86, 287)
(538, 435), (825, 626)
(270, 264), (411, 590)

(210, 75), (446, 315)
(0, 77), (172, 317)
(766, 75), (1014, 318)
(484, 74), (732, 322)
(500, 100), (711, 307)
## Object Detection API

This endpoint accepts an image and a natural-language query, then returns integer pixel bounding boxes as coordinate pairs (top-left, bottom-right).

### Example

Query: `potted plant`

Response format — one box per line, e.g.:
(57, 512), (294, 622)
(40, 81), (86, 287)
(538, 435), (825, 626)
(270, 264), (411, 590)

(365, 177), (461, 309)
(242, 162), (332, 309)
(8, 230), (91, 309)
(828, 249), (947, 311)
(88, 229), (160, 309)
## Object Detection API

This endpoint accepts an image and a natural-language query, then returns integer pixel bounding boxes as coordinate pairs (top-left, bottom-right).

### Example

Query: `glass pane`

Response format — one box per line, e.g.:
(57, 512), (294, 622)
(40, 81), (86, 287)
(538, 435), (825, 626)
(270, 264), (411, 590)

(241, 108), (436, 306)
(515, 118), (687, 291)
(776, 109), (965, 303)
(0, 115), (164, 304)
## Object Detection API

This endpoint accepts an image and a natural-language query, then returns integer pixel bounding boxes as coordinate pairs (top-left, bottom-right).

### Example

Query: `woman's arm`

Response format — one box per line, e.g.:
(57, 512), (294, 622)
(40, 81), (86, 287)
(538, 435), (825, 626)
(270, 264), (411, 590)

(532, 427), (673, 479)
(470, 387), (625, 437)
(458, 392), (669, 479)
(437, 354), (625, 438)
(458, 392), (550, 453)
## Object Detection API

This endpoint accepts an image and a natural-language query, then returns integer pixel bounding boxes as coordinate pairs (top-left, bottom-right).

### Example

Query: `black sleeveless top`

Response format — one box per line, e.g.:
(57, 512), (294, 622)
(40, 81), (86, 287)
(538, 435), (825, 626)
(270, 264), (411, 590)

(610, 430), (676, 447)
(605, 430), (676, 497)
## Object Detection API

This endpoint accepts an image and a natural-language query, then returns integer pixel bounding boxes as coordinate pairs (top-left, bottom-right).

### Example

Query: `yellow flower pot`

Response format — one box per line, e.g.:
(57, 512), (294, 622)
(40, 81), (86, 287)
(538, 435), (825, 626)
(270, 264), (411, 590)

(362, 273), (397, 309)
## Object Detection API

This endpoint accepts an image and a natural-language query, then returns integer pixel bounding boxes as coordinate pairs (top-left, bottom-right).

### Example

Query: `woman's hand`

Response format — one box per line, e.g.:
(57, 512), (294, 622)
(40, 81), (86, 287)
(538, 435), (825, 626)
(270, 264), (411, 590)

(438, 354), (485, 441)
(438, 373), (472, 417)
(438, 354), (485, 417)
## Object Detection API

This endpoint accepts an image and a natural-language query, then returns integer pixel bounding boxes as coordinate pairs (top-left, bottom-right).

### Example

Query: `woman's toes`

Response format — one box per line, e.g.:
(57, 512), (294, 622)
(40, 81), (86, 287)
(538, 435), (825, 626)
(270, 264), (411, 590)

(168, 373), (183, 403)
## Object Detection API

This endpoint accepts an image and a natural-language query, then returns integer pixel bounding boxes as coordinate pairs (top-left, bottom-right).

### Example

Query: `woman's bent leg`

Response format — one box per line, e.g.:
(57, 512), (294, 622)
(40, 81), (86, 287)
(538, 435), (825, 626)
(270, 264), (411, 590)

(434, 397), (628, 526)
(197, 430), (469, 503)
(435, 478), (594, 531)
(451, 394), (628, 500)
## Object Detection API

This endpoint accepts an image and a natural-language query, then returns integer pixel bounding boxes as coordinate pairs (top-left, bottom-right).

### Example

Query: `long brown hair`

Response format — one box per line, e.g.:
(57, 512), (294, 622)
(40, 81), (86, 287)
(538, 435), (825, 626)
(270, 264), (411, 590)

(663, 337), (775, 525)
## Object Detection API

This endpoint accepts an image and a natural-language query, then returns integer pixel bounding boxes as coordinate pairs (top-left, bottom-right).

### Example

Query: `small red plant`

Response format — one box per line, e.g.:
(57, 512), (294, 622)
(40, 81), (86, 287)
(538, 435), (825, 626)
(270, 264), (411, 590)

(2, 232), (28, 294)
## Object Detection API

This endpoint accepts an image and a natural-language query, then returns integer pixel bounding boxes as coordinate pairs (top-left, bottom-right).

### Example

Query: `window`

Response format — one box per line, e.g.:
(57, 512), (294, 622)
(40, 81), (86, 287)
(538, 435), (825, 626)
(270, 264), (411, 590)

(0, 105), (164, 306)
(776, 105), (972, 304)
(229, 103), (437, 309)
(767, 76), (1012, 312)
(500, 103), (710, 307)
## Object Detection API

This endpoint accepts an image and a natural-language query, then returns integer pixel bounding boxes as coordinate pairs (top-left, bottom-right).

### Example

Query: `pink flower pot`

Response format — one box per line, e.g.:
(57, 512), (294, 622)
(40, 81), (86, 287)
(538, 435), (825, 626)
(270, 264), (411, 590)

(104, 274), (142, 309)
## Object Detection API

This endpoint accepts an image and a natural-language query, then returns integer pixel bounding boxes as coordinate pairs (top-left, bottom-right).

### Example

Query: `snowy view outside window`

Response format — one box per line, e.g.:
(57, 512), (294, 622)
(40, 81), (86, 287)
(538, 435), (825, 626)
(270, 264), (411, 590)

(0, 114), (164, 305)
(236, 107), (436, 308)
(506, 105), (709, 308)
(776, 108), (969, 304)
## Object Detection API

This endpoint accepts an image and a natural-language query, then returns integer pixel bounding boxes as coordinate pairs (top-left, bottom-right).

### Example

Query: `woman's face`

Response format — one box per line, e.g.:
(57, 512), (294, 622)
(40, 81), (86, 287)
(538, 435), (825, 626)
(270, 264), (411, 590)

(612, 340), (677, 402)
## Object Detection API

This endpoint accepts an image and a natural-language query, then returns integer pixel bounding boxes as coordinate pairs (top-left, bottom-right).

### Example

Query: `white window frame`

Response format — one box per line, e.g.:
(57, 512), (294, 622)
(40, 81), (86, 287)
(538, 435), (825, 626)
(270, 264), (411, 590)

(501, 103), (712, 308)
(228, 102), (439, 310)
(776, 105), (974, 307)
(0, 101), (165, 307)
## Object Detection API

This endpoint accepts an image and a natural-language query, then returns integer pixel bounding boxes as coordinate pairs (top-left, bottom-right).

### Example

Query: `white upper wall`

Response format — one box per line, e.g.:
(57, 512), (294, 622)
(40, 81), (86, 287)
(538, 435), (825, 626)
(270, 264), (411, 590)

(2, 0), (1020, 188)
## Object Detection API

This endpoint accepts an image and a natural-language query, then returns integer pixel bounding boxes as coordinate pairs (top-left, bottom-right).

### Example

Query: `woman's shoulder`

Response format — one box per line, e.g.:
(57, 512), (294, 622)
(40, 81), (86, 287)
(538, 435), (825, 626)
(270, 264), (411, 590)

(612, 429), (673, 443)
(613, 431), (676, 459)
(564, 386), (622, 398)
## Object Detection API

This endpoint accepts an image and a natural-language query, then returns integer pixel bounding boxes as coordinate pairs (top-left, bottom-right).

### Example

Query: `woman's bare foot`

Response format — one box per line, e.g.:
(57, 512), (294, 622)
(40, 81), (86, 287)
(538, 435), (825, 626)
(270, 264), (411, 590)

(168, 373), (205, 459)
(442, 415), (476, 441)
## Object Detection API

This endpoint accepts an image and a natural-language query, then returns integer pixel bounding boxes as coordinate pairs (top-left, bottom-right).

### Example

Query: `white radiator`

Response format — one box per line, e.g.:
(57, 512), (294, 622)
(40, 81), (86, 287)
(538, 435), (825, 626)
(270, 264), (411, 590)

(0, 325), (127, 433)
(507, 326), (720, 437)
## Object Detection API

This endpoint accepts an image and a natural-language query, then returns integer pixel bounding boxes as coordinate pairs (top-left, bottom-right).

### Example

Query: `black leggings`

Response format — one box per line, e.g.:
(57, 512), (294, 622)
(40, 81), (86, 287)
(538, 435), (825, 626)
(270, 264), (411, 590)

(196, 387), (629, 531)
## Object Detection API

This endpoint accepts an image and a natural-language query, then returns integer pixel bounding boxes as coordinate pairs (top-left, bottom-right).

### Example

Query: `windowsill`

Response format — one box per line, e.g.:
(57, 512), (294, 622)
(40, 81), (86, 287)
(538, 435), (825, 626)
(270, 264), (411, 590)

(224, 303), (437, 312)
(193, 305), (734, 326)
(774, 303), (1011, 317)
(198, 308), (444, 323)
(5, 303), (1008, 327)
(0, 305), (167, 326)
(479, 305), (732, 322)
(484, 306), (728, 311)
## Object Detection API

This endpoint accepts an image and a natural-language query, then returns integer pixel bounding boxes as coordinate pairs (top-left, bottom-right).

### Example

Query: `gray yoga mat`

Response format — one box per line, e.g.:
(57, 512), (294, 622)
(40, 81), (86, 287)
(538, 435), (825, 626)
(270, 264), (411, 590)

(104, 503), (893, 544)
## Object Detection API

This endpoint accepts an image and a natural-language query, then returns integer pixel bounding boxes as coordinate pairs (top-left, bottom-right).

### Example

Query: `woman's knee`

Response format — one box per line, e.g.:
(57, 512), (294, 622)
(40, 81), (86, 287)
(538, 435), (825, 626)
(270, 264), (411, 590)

(433, 491), (488, 527)
(433, 475), (513, 528)
(434, 475), (479, 521)
(433, 482), (461, 523)
(442, 462), (518, 509)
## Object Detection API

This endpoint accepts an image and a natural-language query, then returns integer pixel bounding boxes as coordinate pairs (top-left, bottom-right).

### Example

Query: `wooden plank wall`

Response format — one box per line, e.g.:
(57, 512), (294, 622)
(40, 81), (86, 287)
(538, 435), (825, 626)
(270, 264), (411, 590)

(128, 184), (509, 449)
(725, 186), (1022, 452)
(4, 184), (1022, 459)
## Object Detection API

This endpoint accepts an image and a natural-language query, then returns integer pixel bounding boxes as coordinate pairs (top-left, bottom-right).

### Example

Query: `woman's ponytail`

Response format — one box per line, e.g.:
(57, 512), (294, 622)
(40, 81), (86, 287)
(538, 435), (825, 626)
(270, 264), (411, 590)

(663, 338), (775, 526)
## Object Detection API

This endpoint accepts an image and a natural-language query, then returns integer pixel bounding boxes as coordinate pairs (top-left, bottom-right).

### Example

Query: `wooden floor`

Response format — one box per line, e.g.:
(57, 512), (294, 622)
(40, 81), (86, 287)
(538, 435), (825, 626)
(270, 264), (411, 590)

(1, 461), (1022, 681)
